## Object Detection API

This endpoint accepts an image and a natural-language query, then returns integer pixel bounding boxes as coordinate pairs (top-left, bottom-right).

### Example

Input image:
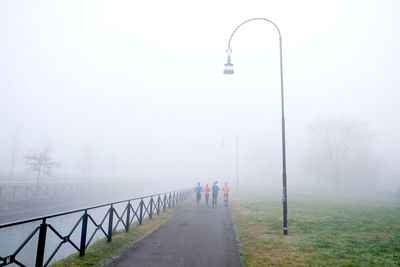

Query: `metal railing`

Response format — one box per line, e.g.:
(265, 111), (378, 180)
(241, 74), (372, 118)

(0, 189), (189, 267)
(0, 183), (107, 201)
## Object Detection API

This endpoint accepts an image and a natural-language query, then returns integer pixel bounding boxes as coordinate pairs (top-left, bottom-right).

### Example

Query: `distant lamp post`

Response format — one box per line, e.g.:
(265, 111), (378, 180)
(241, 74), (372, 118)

(223, 18), (288, 235)
(221, 130), (239, 196)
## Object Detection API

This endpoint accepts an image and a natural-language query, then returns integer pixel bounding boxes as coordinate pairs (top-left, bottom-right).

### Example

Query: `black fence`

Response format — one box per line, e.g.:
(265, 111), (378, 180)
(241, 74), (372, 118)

(0, 189), (190, 267)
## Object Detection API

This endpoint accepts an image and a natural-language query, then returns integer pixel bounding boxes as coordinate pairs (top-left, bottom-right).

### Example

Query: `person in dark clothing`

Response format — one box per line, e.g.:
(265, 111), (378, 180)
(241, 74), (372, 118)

(211, 181), (220, 207)
(194, 183), (203, 206)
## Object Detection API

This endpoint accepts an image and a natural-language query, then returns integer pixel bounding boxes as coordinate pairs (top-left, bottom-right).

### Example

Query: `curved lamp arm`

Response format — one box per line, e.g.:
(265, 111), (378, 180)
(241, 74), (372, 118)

(226, 17), (281, 54)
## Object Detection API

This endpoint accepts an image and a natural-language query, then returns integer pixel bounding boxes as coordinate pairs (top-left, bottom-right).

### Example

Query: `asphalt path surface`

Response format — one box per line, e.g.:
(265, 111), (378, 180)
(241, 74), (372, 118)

(104, 199), (243, 267)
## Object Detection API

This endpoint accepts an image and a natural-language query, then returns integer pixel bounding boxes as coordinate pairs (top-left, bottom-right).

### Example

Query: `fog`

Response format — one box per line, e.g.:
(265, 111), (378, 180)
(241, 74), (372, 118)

(1, 0), (399, 197)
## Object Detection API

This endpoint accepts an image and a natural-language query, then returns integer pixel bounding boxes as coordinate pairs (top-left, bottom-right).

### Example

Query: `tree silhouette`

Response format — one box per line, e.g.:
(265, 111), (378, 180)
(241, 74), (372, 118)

(304, 118), (378, 190)
(25, 144), (61, 195)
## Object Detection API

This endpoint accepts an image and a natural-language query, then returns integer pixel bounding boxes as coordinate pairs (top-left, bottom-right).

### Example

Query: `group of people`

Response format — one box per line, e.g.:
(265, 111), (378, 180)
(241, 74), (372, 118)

(194, 181), (230, 207)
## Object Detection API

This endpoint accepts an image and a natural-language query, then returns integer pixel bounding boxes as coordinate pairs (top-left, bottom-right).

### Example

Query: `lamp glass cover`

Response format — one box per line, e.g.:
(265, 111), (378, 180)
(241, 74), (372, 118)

(224, 63), (234, 74)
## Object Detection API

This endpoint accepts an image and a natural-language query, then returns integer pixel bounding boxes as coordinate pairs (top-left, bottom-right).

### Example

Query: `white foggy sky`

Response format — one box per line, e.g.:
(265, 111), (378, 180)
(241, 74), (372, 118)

(0, 0), (399, 188)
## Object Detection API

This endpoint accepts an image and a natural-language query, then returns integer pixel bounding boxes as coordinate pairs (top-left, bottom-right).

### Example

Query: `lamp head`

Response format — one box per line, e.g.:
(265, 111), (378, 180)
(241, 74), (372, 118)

(223, 55), (234, 75)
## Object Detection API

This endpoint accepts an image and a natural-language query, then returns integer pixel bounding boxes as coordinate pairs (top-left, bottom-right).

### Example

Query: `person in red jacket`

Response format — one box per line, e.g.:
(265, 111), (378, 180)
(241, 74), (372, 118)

(222, 182), (230, 207)
(204, 184), (211, 206)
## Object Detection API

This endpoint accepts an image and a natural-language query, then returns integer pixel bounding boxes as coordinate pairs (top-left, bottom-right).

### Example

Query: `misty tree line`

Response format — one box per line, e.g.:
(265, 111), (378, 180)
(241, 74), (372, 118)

(2, 118), (398, 193)
(303, 118), (380, 191)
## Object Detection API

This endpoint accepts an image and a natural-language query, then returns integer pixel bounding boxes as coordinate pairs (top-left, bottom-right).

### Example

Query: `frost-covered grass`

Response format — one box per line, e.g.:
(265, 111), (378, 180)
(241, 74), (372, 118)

(231, 193), (400, 266)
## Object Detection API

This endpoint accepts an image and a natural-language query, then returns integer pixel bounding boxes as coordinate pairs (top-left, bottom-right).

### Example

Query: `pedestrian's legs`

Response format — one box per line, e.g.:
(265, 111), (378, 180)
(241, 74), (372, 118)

(224, 194), (229, 207)
(196, 193), (201, 206)
(205, 194), (209, 205)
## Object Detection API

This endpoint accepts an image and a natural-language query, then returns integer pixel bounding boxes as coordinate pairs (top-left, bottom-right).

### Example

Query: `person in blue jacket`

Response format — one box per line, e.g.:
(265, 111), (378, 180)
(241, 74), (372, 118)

(194, 183), (203, 206)
(211, 181), (220, 207)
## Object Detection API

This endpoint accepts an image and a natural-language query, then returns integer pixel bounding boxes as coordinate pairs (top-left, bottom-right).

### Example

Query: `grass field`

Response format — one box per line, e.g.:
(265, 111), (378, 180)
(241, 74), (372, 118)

(231, 192), (400, 266)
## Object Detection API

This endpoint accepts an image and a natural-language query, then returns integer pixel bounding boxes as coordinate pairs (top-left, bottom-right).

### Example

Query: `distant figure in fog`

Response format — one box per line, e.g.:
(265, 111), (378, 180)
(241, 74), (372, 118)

(204, 184), (211, 206)
(211, 182), (220, 207)
(222, 182), (230, 207)
(194, 183), (203, 206)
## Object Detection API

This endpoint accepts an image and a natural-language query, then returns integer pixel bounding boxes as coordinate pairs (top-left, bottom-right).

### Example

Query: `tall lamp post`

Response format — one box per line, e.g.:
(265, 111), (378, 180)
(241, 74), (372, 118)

(221, 129), (239, 196)
(223, 18), (288, 235)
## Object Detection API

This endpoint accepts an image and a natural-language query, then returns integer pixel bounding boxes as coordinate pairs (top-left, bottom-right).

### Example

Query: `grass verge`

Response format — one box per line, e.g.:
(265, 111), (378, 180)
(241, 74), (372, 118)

(231, 194), (400, 266)
(51, 201), (189, 267)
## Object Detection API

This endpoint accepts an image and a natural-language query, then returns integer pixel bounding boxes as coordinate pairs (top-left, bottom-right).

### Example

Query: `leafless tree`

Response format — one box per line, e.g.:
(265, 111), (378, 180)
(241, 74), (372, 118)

(10, 129), (21, 177)
(304, 118), (378, 190)
(25, 144), (61, 195)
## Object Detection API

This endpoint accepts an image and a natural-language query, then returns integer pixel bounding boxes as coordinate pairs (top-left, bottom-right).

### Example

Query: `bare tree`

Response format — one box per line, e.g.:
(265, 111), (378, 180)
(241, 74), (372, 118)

(304, 118), (378, 190)
(25, 144), (61, 195)
(10, 129), (21, 177)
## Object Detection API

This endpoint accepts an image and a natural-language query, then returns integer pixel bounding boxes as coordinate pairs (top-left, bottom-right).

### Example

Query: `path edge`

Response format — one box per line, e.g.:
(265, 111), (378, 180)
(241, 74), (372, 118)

(229, 204), (246, 267)
(100, 200), (194, 267)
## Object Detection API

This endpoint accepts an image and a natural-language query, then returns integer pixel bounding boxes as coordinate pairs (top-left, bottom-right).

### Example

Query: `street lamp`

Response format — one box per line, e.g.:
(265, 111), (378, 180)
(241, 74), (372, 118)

(223, 18), (288, 235)
(221, 129), (239, 196)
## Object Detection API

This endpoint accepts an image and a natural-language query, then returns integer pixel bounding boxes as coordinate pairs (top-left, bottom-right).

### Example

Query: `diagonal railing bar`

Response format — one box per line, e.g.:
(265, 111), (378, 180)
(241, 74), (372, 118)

(133, 202), (142, 222)
(44, 237), (80, 267)
(0, 189), (190, 267)
(47, 215), (82, 241)
(66, 216), (83, 237)
(116, 204), (128, 223)
(0, 226), (40, 267)
(43, 242), (62, 267)
(44, 219), (83, 266)
(128, 205), (138, 225)
(0, 255), (25, 267)
(142, 201), (150, 218)
(13, 226), (40, 256)
(86, 211), (110, 248)
(112, 207), (128, 234)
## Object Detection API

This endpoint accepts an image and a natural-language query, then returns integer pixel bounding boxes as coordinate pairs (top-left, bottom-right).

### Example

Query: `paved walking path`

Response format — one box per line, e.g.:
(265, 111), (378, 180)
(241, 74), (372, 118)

(104, 200), (243, 267)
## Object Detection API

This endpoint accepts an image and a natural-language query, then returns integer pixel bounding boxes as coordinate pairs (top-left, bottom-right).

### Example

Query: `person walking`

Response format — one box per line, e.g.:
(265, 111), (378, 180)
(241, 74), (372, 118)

(194, 183), (203, 206)
(211, 182), (220, 207)
(222, 182), (230, 207)
(215, 181), (221, 190)
(204, 184), (211, 206)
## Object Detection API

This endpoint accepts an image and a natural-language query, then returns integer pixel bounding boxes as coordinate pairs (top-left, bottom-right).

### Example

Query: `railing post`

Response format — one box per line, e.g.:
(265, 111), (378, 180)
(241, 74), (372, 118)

(125, 201), (131, 232)
(139, 198), (144, 225)
(107, 205), (114, 242)
(168, 193), (171, 209)
(157, 195), (161, 215)
(163, 194), (167, 212)
(35, 218), (47, 267)
(80, 210), (88, 257)
(173, 192), (176, 207)
(149, 197), (153, 220)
